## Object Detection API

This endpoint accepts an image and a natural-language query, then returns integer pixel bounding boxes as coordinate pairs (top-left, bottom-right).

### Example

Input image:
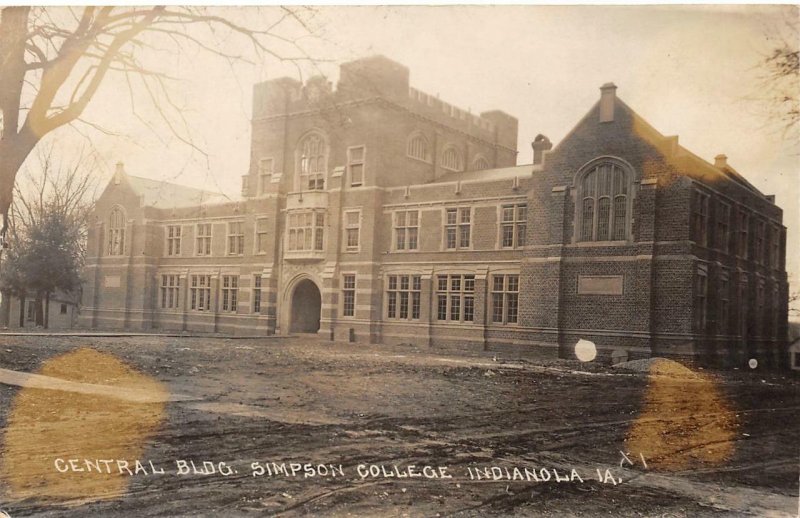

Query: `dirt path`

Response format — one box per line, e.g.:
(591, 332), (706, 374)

(0, 335), (797, 516)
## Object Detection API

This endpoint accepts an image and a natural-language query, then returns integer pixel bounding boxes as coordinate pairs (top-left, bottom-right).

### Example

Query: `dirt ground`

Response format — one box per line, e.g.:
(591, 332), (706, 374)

(0, 335), (797, 517)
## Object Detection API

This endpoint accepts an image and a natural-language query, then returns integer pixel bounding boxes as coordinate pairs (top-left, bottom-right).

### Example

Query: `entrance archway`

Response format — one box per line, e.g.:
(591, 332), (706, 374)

(289, 279), (321, 333)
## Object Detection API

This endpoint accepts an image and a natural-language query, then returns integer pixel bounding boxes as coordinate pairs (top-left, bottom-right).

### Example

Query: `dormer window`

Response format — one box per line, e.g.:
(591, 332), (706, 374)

(298, 133), (326, 190)
(576, 159), (633, 242)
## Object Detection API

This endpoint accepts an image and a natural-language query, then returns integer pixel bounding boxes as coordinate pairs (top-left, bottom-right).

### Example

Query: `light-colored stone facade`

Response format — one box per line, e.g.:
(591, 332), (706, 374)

(80, 56), (790, 367)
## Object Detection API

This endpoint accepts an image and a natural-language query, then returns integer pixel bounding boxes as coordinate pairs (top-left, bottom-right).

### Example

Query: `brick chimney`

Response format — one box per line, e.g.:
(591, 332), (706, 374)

(714, 154), (728, 169)
(599, 82), (617, 123)
(531, 134), (552, 165)
(114, 162), (124, 185)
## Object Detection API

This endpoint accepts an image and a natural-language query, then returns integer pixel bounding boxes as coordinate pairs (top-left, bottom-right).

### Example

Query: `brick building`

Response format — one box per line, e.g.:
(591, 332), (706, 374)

(80, 55), (789, 366)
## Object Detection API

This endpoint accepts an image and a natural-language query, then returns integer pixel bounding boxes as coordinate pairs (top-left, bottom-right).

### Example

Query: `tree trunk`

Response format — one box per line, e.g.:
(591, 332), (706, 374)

(18, 294), (24, 327)
(44, 291), (50, 329)
(35, 292), (43, 327)
(0, 290), (9, 328)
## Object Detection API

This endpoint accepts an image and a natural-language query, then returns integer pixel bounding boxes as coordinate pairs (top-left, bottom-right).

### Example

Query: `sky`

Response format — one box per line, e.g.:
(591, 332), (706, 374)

(27, 5), (800, 279)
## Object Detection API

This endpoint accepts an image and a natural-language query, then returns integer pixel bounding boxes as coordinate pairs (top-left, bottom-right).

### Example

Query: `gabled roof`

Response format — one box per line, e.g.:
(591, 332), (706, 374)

(554, 95), (768, 198)
(124, 174), (229, 209)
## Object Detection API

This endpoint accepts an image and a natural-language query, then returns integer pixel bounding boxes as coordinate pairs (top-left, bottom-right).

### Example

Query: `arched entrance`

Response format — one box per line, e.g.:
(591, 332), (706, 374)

(289, 279), (321, 333)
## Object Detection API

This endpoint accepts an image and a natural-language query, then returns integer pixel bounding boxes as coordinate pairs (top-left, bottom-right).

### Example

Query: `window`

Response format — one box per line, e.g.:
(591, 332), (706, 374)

(160, 274), (180, 309)
(60, 303), (67, 315)
(348, 146), (365, 187)
(756, 278), (765, 332)
(691, 190), (710, 246)
(221, 275), (239, 312)
(258, 158), (273, 195)
(166, 225), (182, 256)
(737, 209), (749, 258)
(196, 224), (212, 256)
(755, 220), (766, 264)
(227, 221), (245, 255)
(287, 211), (324, 251)
(737, 274), (748, 338)
(241, 175), (250, 197)
(344, 210), (360, 251)
(770, 225), (780, 269)
(771, 284), (780, 338)
(436, 274), (475, 323)
(252, 274), (262, 314)
(491, 274), (519, 324)
(445, 208), (471, 249)
(694, 267), (708, 332)
(107, 207), (126, 256)
(577, 162), (630, 242)
(394, 210), (419, 251)
(718, 270), (729, 335)
(472, 156), (490, 171)
(407, 134), (429, 162)
(255, 217), (269, 254)
(386, 275), (421, 320)
(190, 275), (212, 311)
(298, 133), (326, 190)
(715, 201), (730, 253)
(441, 146), (463, 172)
(342, 274), (356, 317)
(501, 204), (527, 248)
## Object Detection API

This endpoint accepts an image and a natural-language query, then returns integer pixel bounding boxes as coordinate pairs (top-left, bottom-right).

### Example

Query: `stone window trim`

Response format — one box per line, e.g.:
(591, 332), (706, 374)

(497, 203), (527, 249)
(343, 209), (361, 253)
(221, 275), (239, 313)
(189, 274), (213, 312)
(258, 157), (274, 196)
(691, 188), (711, 248)
(385, 274), (422, 321)
(341, 273), (356, 318)
(286, 210), (325, 252)
(393, 209), (420, 252)
(254, 217), (269, 255)
(406, 131), (431, 163)
(227, 221), (245, 256)
(443, 206), (472, 251)
(107, 205), (127, 256)
(295, 130), (328, 192)
(693, 263), (709, 333)
(165, 224), (182, 257)
(252, 274), (262, 314)
(491, 273), (520, 325)
(160, 274), (181, 310)
(194, 223), (213, 257)
(472, 155), (490, 171)
(347, 145), (366, 187)
(572, 156), (636, 244)
(440, 144), (464, 172)
(435, 273), (476, 324)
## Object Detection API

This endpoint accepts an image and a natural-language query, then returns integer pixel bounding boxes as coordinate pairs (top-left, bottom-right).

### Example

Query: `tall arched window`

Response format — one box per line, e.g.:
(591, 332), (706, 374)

(107, 207), (126, 256)
(407, 133), (429, 162)
(441, 146), (463, 172)
(472, 156), (490, 171)
(297, 133), (326, 190)
(577, 160), (632, 242)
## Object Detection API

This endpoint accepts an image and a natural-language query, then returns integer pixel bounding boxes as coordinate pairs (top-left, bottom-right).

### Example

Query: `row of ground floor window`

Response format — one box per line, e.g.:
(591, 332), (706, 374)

(158, 272), (520, 326)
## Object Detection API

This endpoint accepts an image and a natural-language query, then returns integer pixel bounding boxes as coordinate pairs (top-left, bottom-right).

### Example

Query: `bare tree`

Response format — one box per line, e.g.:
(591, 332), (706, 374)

(0, 6), (318, 242)
(0, 144), (98, 327)
(755, 11), (799, 139)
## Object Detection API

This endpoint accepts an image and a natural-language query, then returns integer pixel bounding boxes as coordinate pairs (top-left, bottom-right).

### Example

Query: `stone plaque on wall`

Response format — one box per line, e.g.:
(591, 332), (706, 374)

(577, 275), (623, 295)
(104, 275), (121, 288)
